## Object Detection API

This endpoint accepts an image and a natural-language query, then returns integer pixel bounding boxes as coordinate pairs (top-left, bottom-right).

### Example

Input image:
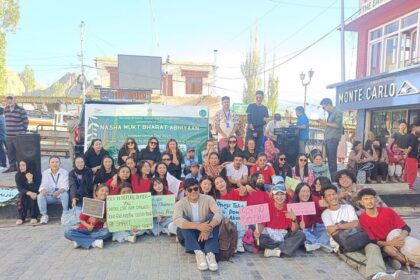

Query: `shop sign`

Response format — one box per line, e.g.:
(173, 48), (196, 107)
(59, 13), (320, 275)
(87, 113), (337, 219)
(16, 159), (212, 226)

(360, 0), (391, 16)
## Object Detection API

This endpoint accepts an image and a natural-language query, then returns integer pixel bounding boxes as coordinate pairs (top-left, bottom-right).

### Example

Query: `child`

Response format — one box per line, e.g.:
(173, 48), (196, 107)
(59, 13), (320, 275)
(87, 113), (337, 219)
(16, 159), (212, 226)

(106, 165), (131, 195)
(386, 142), (405, 183)
(183, 147), (198, 175)
(150, 177), (174, 236)
(64, 184), (112, 249)
(185, 162), (202, 181)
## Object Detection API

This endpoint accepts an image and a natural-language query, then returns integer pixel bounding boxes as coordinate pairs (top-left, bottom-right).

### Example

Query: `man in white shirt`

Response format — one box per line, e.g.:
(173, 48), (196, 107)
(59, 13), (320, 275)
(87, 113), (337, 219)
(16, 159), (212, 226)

(214, 96), (239, 151)
(37, 156), (69, 224)
(321, 184), (400, 280)
(225, 153), (248, 187)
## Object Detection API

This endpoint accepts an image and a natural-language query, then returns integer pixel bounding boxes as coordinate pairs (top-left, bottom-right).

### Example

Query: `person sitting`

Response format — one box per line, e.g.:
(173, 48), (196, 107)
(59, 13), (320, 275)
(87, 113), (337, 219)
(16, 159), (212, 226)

(219, 135), (242, 165)
(243, 139), (258, 170)
(161, 151), (183, 181)
(201, 139), (217, 167)
(308, 153), (330, 180)
(254, 185), (306, 258)
(69, 155), (93, 209)
(184, 147), (199, 176)
(137, 137), (162, 168)
(214, 175), (248, 201)
(200, 152), (226, 179)
(125, 156), (138, 175)
(386, 142), (404, 183)
(92, 155), (117, 185)
(263, 139), (279, 164)
(273, 153), (292, 178)
(225, 153), (248, 188)
(154, 162), (183, 199)
(149, 177), (174, 236)
(311, 176), (331, 203)
(64, 184), (111, 249)
(358, 188), (419, 271)
(131, 160), (152, 193)
(37, 156), (69, 224)
(15, 160), (41, 225)
(250, 153), (276, 185)
(185, 162), (202, 181)
(321, 184), (400, 280)
(106, 165), (131, 195)
(348, 140), (375, 184)
(117, 137), (140, 166)
(199, 176), (216, 199)
(173, 178), (222, 272)
(369, 139), (388, 184)
(292, 153), (314, 186)
(242, 172), (271, 206)
(83, 138), (109, 175)
(165, 139), (183, 180)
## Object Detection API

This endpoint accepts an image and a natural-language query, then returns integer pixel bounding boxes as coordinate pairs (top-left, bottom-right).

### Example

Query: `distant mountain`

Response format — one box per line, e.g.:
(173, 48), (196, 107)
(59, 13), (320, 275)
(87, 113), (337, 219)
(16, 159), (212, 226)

(31, 72), (96, 97)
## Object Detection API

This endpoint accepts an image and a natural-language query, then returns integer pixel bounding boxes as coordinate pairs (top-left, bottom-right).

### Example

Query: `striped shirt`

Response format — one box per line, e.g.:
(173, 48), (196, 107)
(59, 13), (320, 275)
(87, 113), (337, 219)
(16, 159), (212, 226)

(4, 104), (28, 136)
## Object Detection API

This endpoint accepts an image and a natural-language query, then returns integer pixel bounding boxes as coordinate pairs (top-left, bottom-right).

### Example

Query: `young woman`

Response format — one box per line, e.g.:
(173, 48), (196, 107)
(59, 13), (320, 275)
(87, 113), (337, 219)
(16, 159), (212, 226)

(83, 139), (109, 174)
(131, 160), (152, 193)
(64, 184), (112, 249)
(264, 139), (279, 164)
(308, 153), (330, 180)
(106, 165), (131, 195)
(161, 151), (182, 180)
(273, 153), (292, 178)
(93, 155), (117, 185)
(117, 137), (140, 166)
(370, 139), (388, 183)
(293, 182), (330, 252)
(214, 175), (244, 201)
(149, 177), (174, 236)
(386, 142), (405, 183)
(292, 154), (314, 186)
(243, 139), (258, 169)
(199, 176), (216, 198)
(347, 140), (375, 184)
(311, 176), (332, 199)
(201, 152), (226, 179)
(219, 135), (242, 165)
(69, 156), (94, 208)
(137, 137), (162, 167)
(153, 162), (182, 199)
(201, 139), (217, 167)
(242, 172), (271, 206)
(15, 160), (41, 225)
(165, 139), (183, 180)
(125, 156), (138, 175)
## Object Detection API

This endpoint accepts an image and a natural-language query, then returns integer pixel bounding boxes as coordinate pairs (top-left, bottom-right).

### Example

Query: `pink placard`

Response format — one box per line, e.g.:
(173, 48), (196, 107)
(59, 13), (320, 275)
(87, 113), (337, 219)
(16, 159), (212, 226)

(239, 203), (270, 226)
(287, 202), (316, 216)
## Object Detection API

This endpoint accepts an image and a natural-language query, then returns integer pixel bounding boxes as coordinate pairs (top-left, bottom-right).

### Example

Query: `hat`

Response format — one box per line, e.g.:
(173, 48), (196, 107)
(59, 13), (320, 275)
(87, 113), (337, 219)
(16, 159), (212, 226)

(5, 93), (14, 98)
(272, 176), (284, 185)
(187, 147), (195, 152)
(190, 161), (199, 167)
(272, 185), (286, 194)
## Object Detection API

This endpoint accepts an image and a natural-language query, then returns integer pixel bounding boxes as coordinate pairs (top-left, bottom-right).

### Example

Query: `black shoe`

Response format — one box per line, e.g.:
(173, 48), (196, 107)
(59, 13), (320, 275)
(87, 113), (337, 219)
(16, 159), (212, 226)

(2, 166), (17, 173)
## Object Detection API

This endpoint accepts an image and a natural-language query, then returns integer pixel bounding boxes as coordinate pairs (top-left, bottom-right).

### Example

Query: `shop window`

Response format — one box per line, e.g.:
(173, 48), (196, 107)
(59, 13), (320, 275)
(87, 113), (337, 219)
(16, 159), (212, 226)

(371, 110), (407, 138)
(385, 36), (398, 71)
(370, 42), (382, 75)
(370, 28), (382, 40)
(400, 28), (417, 67)
(185, 76), (203, 95)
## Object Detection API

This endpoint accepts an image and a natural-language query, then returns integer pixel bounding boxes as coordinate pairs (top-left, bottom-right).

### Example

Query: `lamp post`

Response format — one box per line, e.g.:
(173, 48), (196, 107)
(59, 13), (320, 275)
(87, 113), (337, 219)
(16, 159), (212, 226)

(165, 55), (170, 105)
(299, 69), (314, 111)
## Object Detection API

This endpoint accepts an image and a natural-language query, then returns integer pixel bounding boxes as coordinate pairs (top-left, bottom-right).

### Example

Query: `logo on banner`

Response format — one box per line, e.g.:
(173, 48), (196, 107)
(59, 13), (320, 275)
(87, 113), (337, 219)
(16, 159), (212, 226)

(397, 81), (419, 97)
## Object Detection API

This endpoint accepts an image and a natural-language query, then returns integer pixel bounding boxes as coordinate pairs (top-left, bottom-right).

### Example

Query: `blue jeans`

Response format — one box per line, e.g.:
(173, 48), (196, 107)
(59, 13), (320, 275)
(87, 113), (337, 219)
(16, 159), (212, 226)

(303, 223), (330, 246)
(64, 228), (111, 249)
(246, 129), (264, 154)
(325, 138), (339, 176)
(151, 216), (173, 236)
(0, 140), (6, 167)
(37, 192), (69, 215)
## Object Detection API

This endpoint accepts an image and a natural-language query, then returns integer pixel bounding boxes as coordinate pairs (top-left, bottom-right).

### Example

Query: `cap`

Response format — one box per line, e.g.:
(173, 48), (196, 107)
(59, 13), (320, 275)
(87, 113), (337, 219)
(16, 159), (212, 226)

(190, 161), (199, 167)
(272, 176), (284, 185)
(272, 185), (286, 194)
(187, 146), (195, 152)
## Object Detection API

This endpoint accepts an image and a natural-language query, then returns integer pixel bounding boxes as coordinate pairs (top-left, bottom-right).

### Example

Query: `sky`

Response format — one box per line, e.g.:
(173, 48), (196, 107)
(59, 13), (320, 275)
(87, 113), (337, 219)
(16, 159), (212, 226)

(6, 0), (360, 117)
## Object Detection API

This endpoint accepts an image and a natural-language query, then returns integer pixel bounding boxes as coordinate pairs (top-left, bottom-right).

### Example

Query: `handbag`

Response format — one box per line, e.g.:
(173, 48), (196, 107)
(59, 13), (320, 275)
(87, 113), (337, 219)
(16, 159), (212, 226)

(332, 225), (370, 253)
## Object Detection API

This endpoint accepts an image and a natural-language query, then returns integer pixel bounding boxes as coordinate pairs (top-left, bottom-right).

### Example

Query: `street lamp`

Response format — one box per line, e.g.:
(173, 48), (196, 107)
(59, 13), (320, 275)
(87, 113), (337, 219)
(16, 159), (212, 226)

(299, 69), (314, 111)
(165, 55), (170, 105)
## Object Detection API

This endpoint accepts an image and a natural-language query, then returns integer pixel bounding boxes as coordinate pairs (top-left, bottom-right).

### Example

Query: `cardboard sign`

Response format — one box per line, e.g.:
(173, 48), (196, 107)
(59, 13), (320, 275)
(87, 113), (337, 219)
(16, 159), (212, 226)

(287, 202), (316, 216)
(106, 193), (153, 232)
(285, 176), (301, 191)
(82, 198), (105, 218)
(151, 195), (175, 217)
(239, 203), (270, 226)
(216, 200), (247, 231)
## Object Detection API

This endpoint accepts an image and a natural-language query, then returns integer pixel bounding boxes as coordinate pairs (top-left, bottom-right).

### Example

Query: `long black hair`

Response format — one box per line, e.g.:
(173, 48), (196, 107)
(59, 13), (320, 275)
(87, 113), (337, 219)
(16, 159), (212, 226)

(295, 153), (309, 178)
(149, 177), (168, 195)
(292, 182), (313, 203)
(249, 172), (264, 191)
(199, 176), (216, 198)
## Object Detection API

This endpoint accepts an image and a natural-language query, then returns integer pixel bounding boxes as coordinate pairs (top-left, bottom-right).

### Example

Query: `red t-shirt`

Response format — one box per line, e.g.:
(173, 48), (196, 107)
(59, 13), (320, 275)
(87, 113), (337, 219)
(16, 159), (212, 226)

(265, 200), (292, 230)
(250, 165), (275, 184)
(131, 174), (151, 193)
(106, 178), (120, 195)
(78, 213), (104, 230)
(359, 207), (406, 241)
(243, 190), (271, 206)
(220, 189), (241, 201)
(297, 196), (325, 228)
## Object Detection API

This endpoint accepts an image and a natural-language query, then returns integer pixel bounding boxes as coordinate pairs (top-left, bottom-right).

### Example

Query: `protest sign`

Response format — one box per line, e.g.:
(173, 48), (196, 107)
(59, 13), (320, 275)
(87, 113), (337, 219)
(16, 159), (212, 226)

(106, 193), (153, 232)
(285, 176), (301, 191)
(287, 201), (316, 216)
(216, 200), (247, 231)
(82, 198), (105, 218)
(239, 203), (270, 226)
(152, 195), (175, 217)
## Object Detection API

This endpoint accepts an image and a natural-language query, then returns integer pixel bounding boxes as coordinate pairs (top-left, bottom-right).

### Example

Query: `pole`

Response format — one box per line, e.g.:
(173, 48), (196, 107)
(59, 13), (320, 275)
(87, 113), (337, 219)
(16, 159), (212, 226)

(80, 21), (86, 103)
(213, 49), (218, 96)
(340, 0), (345, 82)
(304, 85), (307, 111)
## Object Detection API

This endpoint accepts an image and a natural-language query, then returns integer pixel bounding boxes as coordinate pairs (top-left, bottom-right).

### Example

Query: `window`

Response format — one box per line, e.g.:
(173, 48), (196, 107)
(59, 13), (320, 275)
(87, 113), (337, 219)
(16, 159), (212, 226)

(402, 13), (418, 28)
(385, 21), (399, 35)
(400, 28), (417, 67)
(185, 76), (203, 94)
(370, 42), (382, 75)
(385, 36), (398, 71)
(370, 28), (382, 40)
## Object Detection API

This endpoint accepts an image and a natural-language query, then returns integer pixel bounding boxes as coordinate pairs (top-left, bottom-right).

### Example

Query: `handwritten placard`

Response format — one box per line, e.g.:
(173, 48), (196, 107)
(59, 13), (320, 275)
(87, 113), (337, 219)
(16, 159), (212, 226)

(216, 200), (247, 231)
(239, 203), (270, 226)
(106, 193), (153, 232)
(82, 198), (105, 218)
(152, 195), (175, 217)
(287, 202), (316, 216)
(285, 176), (301, 191)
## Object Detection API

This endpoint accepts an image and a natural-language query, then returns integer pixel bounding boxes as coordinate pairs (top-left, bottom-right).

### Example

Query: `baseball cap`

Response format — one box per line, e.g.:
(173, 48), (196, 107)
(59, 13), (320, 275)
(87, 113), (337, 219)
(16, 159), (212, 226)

(190, 161), (199, 167)
(272, 185), (286, 194)
(272, 176), (285, 186)
(187, 147), (195, 152)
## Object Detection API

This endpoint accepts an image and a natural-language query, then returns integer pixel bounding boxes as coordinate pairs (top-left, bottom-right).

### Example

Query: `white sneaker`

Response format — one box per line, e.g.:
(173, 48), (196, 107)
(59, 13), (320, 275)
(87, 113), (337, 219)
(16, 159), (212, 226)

(305, 242), (321, 252)
(195, 250), (208, 271)
(389, 258), (402, 270)
(127, 235), (137, 243)
(264, 248), (281, 258)
(92, 240), (103, 249)
(237, 239), (245, 253)
(72, 241), (79, 249)
(206, 252), (218, 271)
(371, 271), (397, 280)
(40, 214), (49, 224)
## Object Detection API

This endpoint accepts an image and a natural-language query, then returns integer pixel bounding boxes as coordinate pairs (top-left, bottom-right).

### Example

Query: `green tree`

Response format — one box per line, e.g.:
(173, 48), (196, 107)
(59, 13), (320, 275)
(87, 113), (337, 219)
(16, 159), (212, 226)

(241, 31), (262, 104)
(265, 54), (279, 115)
(51, 81), (66, 97)
(0, 0), (20, 94)
(18, 65), (36, 94)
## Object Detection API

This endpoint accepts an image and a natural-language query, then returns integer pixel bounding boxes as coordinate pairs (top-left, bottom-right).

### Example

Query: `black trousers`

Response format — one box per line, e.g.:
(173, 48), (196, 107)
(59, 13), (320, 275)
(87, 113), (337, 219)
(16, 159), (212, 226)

(18, 194), (39, 220)
(371, 162), (388, 181)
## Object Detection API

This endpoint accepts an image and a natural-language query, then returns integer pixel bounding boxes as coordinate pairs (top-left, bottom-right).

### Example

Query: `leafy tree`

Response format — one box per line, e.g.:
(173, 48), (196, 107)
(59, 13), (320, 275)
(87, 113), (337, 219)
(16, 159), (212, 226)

(19, 65), (36, 94)
(265, 54), (279, 115)
(241, 31), (262, 104)
(51, 81), (66, 97)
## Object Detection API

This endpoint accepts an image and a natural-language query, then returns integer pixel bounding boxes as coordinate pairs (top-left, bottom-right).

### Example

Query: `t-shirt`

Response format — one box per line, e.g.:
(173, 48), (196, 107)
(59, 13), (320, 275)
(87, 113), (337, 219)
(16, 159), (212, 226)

(359, 207), (406, 241)
(220, 189), (241, 201)
(190, 202), (200, 223)
(296, 114), (309, 141)
(214, 109), (239, 140)
(250, 165), (275, 184)
(324, 108), (343, 141)
(392, 132), (409, 149)
(79, 213), (104, 230)
(265, 201), (292, 230)
(131, 174), (151, 193)
(297, 196), (325, 228)
(243, 190), (271, 206)
(246, 103), (269, 129)
(226, 163), (248, 181)
(407, 133), (419, 159)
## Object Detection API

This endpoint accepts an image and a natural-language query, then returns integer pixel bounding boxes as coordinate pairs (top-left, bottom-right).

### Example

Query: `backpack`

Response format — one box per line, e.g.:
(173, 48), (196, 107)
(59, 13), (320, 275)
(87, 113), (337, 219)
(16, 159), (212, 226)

(218, 219), (238, 261)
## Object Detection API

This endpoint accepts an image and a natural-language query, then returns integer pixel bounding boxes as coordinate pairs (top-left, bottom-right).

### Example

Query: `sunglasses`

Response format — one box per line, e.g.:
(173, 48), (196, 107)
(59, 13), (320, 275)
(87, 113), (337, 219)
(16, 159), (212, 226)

(229, 141), (237, 144)
(127, 141), (134, 145)
(299, 159), (308, 162)
(186, 186), (199, 193)
(162, 158), (171, 161)
(279, 157), (286, 161)
(150, 142), (158, 145)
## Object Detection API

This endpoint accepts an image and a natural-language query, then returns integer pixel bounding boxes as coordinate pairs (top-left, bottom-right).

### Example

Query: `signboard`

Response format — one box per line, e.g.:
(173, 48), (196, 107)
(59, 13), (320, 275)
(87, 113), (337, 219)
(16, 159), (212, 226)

(118, 55), (162, 90)
(84, 103), (209, 162)
(216, 200), (247, 231)
(106, 193), (153, 232)
(82, 198), (105, 218)
(151, 195), (176, 217)
(232, 103), (248, 115)
(287, 202), (316, 216)
(285, 176), (301, 191)
(360, 0), (391, 16)
(0, 188), (19, 206)
(99, 88), (151, 103)
(239, 203), (270, 226)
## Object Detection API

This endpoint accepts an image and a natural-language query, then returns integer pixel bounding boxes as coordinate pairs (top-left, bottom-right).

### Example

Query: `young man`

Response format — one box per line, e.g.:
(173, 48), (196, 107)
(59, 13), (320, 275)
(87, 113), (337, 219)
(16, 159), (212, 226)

(225, 153), (248, 188)
(295, 106), (309, 154)
(392, 120), (408, 149)
(321, 184), (400, 280)
(184, 147), (199, 176)
(358, 188), (418, 270)
(214, 96), (239, 151)
(246, 90), (269, 153)
(249, 153), (276, 185)
(254, 185), (305, 257)
(403, 123), (419, 191)
(37, 156), (69, 224)
(185, 161), (202, 181)
(173, 178), (222, 271)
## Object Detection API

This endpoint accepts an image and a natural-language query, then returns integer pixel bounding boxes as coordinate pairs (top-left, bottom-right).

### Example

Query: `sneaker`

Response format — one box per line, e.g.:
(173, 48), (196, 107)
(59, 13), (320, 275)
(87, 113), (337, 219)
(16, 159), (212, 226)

(206, 252), (218, 271)
(319, 243), (334, 253)
(392, 270), (402, 279)
(237, 239), (245, 253)
(2, 166), (17, 173)
(40, 214), (49, 224)
(264, 248), (281, 258)
(305, 242), (321, 252)
(127, 235), (137, 243)
(30, 218), (37, 224)
(389, 258), (402, 270)
(72, 241), (80, 249)
(371, 271), (397, 280)
(15, 219), (23, 225)
(92, 240), (103, 249)
(194, 250), (208, 271)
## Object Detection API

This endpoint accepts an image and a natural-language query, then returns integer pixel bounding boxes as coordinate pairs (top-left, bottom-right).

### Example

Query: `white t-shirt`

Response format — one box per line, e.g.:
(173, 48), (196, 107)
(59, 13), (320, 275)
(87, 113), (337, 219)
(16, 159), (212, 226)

(225, 163), (248, 181)
(321, 204), (358, 251)
(190, 202), (200, 224)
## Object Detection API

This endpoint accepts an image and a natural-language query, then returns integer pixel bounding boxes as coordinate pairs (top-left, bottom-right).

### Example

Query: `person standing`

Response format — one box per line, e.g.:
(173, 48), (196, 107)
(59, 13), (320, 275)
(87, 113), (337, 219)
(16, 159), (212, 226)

(3, 94), (28, 173)
(403, 123), (419, 191)
(392, 120), (408, 149)
(265, 113), (288, 150)
(295, 106), (309, 154)
(214, 96), (239, 151)
(246, 90), (269, 153)
(0, 107), (6, 170)
(319, 98), (343, 177)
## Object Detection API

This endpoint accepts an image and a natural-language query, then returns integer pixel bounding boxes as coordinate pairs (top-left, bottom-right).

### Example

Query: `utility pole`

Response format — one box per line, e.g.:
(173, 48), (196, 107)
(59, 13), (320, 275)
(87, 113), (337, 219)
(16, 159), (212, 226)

(80, 21), (86, 103)
(213, 49), (218, 96)
(340, 0), (345, 82)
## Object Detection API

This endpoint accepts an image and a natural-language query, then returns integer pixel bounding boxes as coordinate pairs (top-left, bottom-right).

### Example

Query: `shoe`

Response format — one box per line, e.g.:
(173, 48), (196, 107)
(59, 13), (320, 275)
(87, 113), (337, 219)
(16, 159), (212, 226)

(390, 177), (398, 183)
(392, 270), (402, 279)
(237, 239), (245, 253)
(175, 236), (179, 243)
(40, 214), (49, 224)
(30, 218), (37, 224)
(377, 179), (383, 184)
(15, 219), (23, 225)
(264, 248), (281, 257)
(409, 186), (414, 192)
(371, 271), (397, 280)
(127, 235), (137, 243)
(389, 258), (402, 270)
(194, 250), (208, 271)
(93, 240), (103, 249)
(206, 252), (218, 271)
(72, 241), (80, 249)
(2, 166), (17, 173)
(397, 177), (404, 183)
(305, 242), (321, 252)
(319, 244), (334, 253)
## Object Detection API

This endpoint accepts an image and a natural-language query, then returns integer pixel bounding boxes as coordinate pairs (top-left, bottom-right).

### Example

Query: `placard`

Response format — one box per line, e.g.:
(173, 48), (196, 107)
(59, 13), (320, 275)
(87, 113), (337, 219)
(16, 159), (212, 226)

(239, 203), (270, 226)
(106, 193), (153, 232)
(151, 195), (175, 217)
(287, 202), (316, 216)
(82, 198), (105, 218)
(216, 200), (247, 231)
(285, 176), (301, 191)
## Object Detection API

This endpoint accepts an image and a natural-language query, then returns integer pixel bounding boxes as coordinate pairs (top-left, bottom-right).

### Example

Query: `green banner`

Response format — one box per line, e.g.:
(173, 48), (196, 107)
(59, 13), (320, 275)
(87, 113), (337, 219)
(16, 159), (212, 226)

(151, 195), (176, 217)
(106, 193), (153, 232)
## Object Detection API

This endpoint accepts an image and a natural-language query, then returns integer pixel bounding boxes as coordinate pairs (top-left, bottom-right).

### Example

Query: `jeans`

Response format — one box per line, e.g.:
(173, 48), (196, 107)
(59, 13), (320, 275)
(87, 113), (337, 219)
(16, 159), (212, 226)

(259, 230), (306, 256)
(64, 228), (111, 249)
(151, 216), (173, 236)
(325, 138), (339, 177)
(303, 223), (330, 246)
(371, 162), (388, 181)
(0, 140), (6, 167)
(5, 136), (17, 166)
(37, 192), (69, 215)
(113, 231), (132, 243)
(299, 140), (307, 154)
(246, 129), (264, 154)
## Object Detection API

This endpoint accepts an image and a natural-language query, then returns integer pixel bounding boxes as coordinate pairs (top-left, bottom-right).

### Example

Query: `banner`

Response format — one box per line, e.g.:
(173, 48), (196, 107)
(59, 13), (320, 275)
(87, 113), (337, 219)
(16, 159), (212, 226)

(287, 202), (316, 216)
(82, 198), (105, 218)
(151, 195), (175, 217)
(84, 104), (209, 162)
(216, 200), (247, 231)
(239, 203), (270, 226)
(106, 193), (153, 232)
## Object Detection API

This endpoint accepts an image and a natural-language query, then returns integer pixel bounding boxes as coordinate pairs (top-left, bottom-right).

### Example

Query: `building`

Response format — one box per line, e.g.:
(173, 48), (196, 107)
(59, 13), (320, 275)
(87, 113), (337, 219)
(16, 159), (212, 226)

(328, 0), (420, 142)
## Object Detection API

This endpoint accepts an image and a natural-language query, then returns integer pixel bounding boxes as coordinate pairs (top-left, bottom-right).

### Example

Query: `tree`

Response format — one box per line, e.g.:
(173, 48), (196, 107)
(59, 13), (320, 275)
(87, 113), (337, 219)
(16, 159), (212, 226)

(265, 54), (279, 115)
(0, 0), (20, 94)
(19, 65), (36, 94)
(241, 31), (262, 104)
(51, 81), (66, 97)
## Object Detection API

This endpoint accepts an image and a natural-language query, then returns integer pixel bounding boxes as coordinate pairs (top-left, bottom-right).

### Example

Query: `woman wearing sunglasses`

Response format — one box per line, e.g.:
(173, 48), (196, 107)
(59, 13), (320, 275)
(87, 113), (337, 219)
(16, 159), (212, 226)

(138, 137), (162, 167)
(117, 137), (140, 166)
(219, 135), (242, 165)
(273, 153), (292, 178)
(291, 153), (314, 186)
